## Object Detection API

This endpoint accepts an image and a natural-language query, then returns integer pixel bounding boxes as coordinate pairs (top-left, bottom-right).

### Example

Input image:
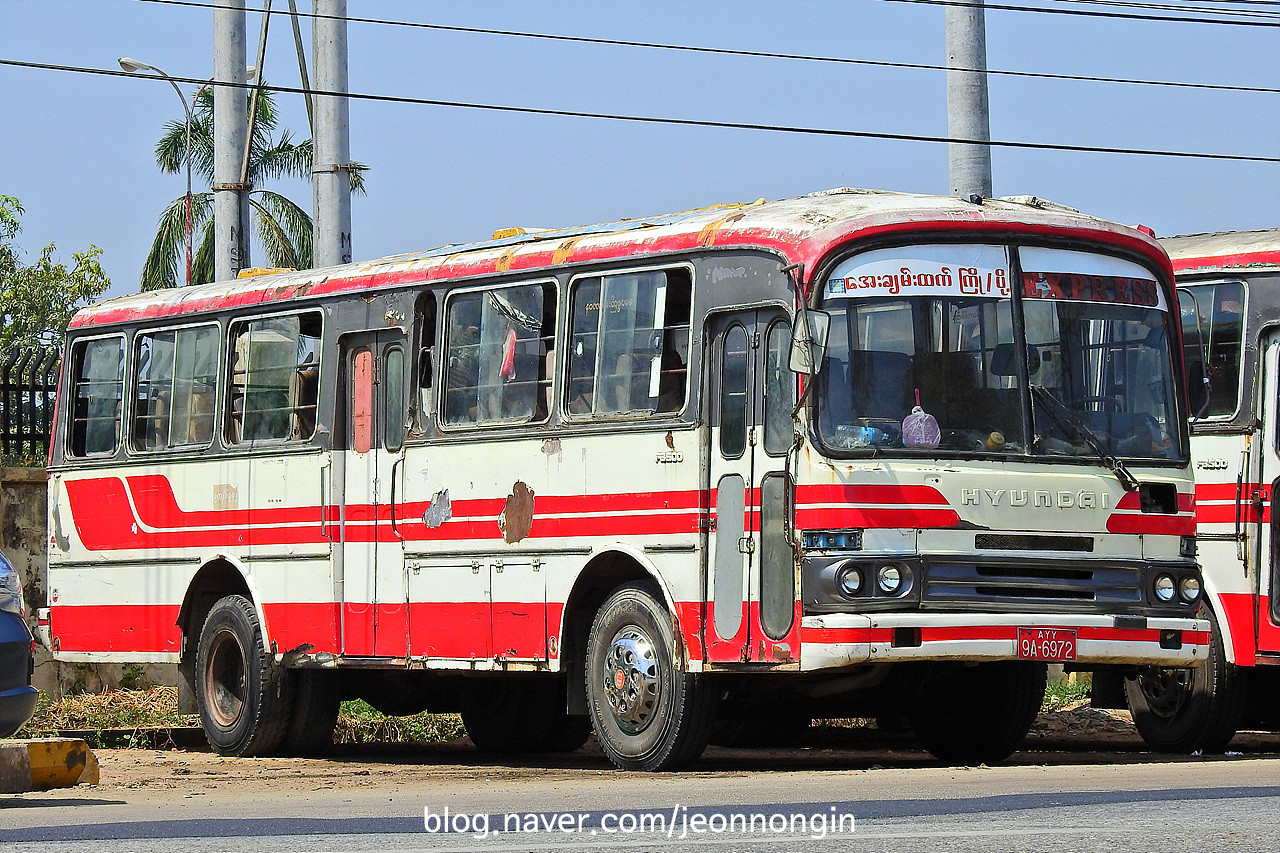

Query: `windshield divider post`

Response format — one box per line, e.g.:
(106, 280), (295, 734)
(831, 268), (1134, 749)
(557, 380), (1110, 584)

(1008, 245), (1036, 453)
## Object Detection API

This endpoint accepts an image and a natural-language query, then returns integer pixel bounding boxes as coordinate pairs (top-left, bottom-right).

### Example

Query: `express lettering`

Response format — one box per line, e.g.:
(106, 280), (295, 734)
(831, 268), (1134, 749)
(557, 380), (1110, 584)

(1022, 272), (1160, 307)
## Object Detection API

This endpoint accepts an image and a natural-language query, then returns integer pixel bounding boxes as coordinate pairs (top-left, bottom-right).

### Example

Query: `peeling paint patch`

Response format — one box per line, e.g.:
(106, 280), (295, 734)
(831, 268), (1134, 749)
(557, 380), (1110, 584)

(423, 489), (452, 529)
(542, 438), (561, 456)
(498, 481), (535, 543)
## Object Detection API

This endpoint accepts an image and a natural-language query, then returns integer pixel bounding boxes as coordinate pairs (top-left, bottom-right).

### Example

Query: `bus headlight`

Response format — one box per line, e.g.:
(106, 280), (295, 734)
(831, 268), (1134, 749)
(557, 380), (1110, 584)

(1154, 574), (1177, 602)
(877, 565), (903, 595)
(836, 565), (865, 598)
(1179, 576), (1202, 603)
(802, 529), (862, 551)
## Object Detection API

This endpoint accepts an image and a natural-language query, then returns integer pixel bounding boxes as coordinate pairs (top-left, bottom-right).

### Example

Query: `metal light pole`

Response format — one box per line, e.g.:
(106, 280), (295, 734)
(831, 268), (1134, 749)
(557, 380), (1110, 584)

(313, 0), (352, 268)
(214, 0), (251, 281)
(120, 58), (259, 287)
(945, 0), (994, 199)
(118, 57), (196, 287)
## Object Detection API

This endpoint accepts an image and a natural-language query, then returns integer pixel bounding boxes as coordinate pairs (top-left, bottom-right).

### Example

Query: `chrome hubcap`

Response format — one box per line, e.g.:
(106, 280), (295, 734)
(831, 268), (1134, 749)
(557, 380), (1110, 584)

(603, 627), (661, 733)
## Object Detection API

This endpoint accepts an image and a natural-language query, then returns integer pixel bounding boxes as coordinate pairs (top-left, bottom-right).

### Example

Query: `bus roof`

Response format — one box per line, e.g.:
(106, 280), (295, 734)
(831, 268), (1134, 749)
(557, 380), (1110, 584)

(1161, 229), (1280, 276)
(71, 187), (1166, 330)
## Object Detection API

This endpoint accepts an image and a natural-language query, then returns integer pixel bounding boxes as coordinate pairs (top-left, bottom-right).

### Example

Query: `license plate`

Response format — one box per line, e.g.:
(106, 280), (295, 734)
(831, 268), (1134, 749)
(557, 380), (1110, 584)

(1017, 627), (1077, 661)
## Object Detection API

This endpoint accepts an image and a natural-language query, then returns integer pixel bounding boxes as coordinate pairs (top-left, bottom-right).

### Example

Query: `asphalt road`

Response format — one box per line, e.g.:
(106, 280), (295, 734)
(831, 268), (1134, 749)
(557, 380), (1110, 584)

(4, 727), (1280, 852)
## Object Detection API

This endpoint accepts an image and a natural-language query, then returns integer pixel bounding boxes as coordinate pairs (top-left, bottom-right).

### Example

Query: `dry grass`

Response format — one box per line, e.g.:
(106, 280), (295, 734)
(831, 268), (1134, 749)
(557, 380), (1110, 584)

(19, 688), (464, 746)
(20, 686), (195, 737)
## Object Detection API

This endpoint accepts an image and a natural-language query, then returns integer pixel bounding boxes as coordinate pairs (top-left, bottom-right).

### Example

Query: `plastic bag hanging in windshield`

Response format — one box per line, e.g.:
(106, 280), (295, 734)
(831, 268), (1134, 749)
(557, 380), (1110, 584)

(902, 389), (940, 448)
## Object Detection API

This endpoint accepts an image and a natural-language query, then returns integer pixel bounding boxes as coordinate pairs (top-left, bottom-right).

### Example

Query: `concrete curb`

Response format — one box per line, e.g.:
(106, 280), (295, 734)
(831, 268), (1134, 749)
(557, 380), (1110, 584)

(54, 727), (207, 750)
(0, 738), (99, 793)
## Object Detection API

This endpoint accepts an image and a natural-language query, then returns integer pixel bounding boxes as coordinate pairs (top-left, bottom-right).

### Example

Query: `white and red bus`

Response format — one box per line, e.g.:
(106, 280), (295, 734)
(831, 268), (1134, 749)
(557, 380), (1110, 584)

(42, 189), (1207, 770)
(1122, 229), (1280, 753)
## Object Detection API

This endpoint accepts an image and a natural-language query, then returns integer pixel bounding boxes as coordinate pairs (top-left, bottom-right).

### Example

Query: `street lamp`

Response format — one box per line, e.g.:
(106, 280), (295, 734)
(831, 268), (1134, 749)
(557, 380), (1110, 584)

(118, 57), (256, 287)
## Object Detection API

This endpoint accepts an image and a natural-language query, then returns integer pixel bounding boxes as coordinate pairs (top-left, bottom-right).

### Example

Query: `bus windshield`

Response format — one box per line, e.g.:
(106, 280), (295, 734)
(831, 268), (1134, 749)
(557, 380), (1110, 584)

(816, 243), (1185, 462)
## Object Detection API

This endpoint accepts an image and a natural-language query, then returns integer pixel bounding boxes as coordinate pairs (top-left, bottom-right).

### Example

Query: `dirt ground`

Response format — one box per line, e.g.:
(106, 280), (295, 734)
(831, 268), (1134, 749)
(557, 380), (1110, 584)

(77, 703), (1280, 796)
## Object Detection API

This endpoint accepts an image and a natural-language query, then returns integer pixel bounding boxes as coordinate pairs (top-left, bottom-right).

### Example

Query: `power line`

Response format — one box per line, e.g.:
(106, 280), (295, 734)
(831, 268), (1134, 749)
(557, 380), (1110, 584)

(1032, 0), (1280, 19)
(130, 0), (1280, 29)
(4, 57), (1278, 164)
(123, 0), (1280, 95)
(874, 0), (1280, 27)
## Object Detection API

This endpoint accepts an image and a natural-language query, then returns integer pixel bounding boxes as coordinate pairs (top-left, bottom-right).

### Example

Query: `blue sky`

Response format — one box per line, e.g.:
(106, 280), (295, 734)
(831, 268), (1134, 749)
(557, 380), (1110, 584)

(1, 0), (1276, 301)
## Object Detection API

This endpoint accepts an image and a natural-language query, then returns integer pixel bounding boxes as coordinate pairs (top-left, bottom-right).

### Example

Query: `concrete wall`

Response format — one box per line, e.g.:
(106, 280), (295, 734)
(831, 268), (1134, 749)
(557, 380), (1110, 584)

(1, 467), (174, 696)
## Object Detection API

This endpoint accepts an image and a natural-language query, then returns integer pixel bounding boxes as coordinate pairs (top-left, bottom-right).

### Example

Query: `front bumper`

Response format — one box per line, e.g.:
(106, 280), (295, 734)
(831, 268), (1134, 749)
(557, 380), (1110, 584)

(0, 685), (39, 738)
(799, 612), (1209, 672)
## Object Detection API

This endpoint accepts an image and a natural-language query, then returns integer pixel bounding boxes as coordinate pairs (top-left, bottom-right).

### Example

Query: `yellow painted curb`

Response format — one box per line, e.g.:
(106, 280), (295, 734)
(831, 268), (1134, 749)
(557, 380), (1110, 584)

(0, 739), (99, 793)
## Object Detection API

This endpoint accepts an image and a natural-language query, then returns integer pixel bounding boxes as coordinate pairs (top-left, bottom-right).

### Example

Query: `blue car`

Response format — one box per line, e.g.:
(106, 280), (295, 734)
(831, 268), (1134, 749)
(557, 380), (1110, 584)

(0, 550), (38, 738)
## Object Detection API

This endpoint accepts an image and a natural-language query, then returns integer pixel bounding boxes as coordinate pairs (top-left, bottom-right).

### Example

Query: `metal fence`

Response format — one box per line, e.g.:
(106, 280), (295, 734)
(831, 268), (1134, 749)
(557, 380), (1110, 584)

(1, 346), (61, 459)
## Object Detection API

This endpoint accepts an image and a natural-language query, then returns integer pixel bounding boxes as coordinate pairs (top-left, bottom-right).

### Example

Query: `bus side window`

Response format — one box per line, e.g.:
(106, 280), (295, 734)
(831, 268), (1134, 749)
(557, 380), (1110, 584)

(132, 325), (218, 452)
(415, 292), (437, 433)
(566, 268), (690, 418)
(228, 312), (321, 444)
(68, 336), (125, 457)
(443, 283), (552, 427)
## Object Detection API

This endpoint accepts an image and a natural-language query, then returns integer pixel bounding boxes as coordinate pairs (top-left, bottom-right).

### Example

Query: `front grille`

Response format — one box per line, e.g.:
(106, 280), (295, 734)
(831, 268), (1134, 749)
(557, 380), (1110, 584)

(975, 534), (1094, 553)
(923, 561), (1144, 611)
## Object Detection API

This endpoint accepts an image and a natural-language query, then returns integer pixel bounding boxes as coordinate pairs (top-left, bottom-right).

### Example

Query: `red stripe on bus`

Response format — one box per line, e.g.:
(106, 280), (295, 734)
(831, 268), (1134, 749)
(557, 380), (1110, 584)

(796, 484), (953, 505)
(1106, 514), (1197, 536)
(795, 506), (962, 529)
(67, 473), (977, 552)
(794, 483), (961, 529)
(1195, 482), (1244, 502)
(1106, 490), (1196, 536)
(1171, 250), (1280, 272)
(52, 600), (575, 660)
(50, 603), (183, 654)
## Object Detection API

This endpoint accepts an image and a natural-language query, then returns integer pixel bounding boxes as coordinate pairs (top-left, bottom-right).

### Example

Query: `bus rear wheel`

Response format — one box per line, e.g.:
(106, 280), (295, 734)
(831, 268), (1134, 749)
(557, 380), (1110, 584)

(584, 582), (715, 771)
(908, 661), (1046, 764)
(195, 594), (294, 757)
(1125, 607), (1246, 754)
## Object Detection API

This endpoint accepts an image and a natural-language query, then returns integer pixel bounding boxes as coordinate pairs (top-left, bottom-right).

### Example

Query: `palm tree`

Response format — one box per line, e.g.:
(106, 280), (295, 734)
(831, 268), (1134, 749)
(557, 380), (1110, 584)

(142, 87), (367, 290)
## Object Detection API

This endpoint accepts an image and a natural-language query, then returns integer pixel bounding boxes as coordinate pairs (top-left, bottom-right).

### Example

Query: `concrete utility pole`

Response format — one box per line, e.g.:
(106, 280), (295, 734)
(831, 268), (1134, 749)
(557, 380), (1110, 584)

(945, 0), (994, 199)
(312, 0), (352, 268)
(214, 0), (252, 280)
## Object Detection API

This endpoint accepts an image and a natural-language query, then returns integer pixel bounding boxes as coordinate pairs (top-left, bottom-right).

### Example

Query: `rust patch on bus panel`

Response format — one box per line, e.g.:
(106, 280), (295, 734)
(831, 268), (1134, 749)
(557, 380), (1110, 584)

(499, 481), (535, 543)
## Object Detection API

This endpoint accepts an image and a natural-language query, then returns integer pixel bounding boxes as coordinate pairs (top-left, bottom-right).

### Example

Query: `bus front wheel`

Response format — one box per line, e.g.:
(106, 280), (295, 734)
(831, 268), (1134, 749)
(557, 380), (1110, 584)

(195, 594), (294, 757)
(908, 661), (1047, 764)
(584, 582), (715, 771)
(1124, 607), (1246, 753)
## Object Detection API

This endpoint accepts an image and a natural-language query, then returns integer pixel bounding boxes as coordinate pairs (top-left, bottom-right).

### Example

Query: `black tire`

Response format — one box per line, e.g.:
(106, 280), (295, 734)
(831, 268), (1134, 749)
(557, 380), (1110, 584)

(584, 582), (716, 771)
(908, 661), (1047, 764)
(461, 677), (592, 754)
(1125, 606), (1247, 754)
(282, 670), (342, 756)
(195, 594), (293, 757)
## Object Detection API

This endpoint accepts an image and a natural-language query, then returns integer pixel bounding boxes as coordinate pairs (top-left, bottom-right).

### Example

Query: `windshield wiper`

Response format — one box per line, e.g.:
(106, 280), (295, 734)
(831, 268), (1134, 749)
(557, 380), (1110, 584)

(1030, 385), (1139, 492)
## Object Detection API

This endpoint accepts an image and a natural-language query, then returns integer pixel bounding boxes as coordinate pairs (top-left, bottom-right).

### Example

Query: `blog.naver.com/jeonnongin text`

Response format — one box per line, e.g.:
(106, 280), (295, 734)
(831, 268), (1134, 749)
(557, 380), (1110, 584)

(423, 804), (857, 841)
